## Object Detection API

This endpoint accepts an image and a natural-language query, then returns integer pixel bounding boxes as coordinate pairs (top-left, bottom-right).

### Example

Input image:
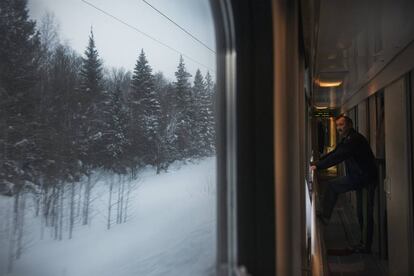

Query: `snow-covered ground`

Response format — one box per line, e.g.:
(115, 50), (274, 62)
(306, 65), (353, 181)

(0, 158), (216, 276)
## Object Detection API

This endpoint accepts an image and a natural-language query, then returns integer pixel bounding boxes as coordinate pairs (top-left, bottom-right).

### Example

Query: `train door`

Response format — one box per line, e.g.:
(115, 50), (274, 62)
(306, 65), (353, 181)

(384, 77), (412, 276)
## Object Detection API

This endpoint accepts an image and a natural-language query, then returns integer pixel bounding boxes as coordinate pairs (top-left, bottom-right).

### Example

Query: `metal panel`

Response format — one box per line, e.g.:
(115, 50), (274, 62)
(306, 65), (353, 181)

(213, 1), (277, 275)
(209, 1), (237, 274)
(369, 97), (377, 156)
(384, 77), (411, 276)
(357, 100), (368, 139)
(273, 0), (306, 275)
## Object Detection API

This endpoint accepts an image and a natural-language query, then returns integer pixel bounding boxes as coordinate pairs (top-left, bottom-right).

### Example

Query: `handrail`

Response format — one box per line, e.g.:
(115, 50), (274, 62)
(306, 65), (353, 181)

(309, 170), (328, 276)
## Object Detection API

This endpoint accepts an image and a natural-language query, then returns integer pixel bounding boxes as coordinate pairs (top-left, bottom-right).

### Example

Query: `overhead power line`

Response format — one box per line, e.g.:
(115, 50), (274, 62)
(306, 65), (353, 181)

(80, 0), (215, 72)
(142, 0), (216, 54)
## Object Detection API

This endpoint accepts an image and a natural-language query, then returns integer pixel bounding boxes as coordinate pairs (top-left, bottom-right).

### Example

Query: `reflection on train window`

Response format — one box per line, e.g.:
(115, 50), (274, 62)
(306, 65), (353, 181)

(0, 0), (216, 275)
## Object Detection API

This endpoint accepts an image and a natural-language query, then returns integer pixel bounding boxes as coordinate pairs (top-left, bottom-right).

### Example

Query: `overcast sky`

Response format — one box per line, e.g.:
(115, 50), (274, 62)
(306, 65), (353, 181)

(27, 0), (216, 81)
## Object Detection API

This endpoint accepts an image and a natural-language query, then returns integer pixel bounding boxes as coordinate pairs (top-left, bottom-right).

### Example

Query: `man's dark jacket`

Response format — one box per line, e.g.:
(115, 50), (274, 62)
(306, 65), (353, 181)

(315, 128), (378, 186)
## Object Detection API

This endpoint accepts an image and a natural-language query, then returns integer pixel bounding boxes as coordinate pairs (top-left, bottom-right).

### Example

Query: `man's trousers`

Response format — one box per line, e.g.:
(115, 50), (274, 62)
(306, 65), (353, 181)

(322, 176), (376, 250)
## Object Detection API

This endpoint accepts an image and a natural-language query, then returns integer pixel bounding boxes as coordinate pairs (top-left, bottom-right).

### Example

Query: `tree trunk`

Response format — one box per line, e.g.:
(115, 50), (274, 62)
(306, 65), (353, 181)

(16, 192), (26, 258)
(77, 180), (83, 218)
(82, 175), (91, 225)
(116, 175), (122, 224)
(58, 184), (64, 241)
(40, 188), (45, 240)
(107, 175), (114, 230)
(53, 185), (58, 240)
(69, 182), (75, 239)
(123, 177), (129, 223)
(119, 175), (124, 223)
(7, 192), (19, 273)
(156, 142), (161, 174)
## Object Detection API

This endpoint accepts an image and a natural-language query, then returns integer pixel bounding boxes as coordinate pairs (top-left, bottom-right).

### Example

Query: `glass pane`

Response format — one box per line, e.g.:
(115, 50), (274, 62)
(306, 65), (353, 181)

(0, 0), (217, 275)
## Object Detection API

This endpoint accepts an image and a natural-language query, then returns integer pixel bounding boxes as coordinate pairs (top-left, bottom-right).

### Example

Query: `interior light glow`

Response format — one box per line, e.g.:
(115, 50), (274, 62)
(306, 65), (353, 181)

(315, 79), (342, 87)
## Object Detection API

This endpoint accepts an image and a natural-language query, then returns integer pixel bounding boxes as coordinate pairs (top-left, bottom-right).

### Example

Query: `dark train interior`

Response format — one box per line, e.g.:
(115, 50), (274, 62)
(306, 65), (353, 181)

(213, 0), (414, 275)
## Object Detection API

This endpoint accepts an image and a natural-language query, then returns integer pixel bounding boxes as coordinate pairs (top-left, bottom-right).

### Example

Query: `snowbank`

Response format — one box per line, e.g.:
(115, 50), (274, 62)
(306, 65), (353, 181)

(0, 157), (216, 276)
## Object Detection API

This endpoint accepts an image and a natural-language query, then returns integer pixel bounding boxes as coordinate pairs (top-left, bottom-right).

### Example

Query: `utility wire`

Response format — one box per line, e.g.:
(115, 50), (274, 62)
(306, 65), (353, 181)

(142, 0), (216, 54)
(81, 0), (215, 72)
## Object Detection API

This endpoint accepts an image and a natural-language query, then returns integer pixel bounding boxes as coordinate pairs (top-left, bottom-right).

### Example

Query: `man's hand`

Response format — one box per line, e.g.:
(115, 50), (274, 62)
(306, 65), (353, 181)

(310, 165), (317, 171)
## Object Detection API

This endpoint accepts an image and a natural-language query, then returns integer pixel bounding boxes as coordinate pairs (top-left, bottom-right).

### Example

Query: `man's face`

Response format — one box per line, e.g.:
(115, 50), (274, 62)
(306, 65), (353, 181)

(336, 117), (350, 136)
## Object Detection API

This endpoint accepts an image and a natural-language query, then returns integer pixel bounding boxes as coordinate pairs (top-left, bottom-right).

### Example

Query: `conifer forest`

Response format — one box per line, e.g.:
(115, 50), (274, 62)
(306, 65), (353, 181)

(0, 0), (216, 272)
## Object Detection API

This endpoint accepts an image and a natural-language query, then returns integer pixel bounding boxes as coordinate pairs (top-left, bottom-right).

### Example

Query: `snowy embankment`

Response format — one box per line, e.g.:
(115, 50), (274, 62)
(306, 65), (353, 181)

(0, 158), (216, 276)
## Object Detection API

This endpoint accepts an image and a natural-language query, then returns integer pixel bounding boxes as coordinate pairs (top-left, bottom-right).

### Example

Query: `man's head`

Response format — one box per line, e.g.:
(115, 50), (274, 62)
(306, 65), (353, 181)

(335, 114), (353, 137)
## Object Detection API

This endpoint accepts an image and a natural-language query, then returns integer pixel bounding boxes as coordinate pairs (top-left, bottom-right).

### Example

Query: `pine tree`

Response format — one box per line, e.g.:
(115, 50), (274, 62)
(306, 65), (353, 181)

(104, 68), (131, 172)
(129, 49), (162, 168)
(76, 29), (107, 225)
(78, 28), (106, 170)
(192, 69), (214, 156)
(205, 72), (214, 105)
(0, 0), (41, 192)
(104, 85), (129, 173)
(79, 29), (103, 97)
(204, 71), (216, 152)
(173, 55), (193, 159)
(154, 73), (178, 169)
(0, 1), (41, 270)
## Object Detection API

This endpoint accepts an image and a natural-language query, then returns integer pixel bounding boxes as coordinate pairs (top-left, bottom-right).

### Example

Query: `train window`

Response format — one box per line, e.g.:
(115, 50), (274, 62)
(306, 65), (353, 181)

(0, 0), (217, 275)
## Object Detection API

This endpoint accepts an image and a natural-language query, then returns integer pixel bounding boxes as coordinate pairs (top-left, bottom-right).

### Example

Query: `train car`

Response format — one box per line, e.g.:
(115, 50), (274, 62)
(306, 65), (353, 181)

(211, 0), (414, 275)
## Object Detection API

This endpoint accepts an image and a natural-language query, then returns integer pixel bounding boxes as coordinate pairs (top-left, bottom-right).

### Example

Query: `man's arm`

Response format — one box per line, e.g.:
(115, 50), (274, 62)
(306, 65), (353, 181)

(315, 136), (358, 169)
(310, 142), (338, 168)
(318, 147), (336, 162)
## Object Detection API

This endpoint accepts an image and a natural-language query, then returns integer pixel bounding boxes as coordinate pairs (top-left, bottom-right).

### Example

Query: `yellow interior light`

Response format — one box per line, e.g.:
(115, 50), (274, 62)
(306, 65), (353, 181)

(315, 79), (342, 87)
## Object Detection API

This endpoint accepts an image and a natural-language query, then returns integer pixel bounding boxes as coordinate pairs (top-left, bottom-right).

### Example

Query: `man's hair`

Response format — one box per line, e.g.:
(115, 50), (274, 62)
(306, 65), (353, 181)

(335, 114), (353, 126)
